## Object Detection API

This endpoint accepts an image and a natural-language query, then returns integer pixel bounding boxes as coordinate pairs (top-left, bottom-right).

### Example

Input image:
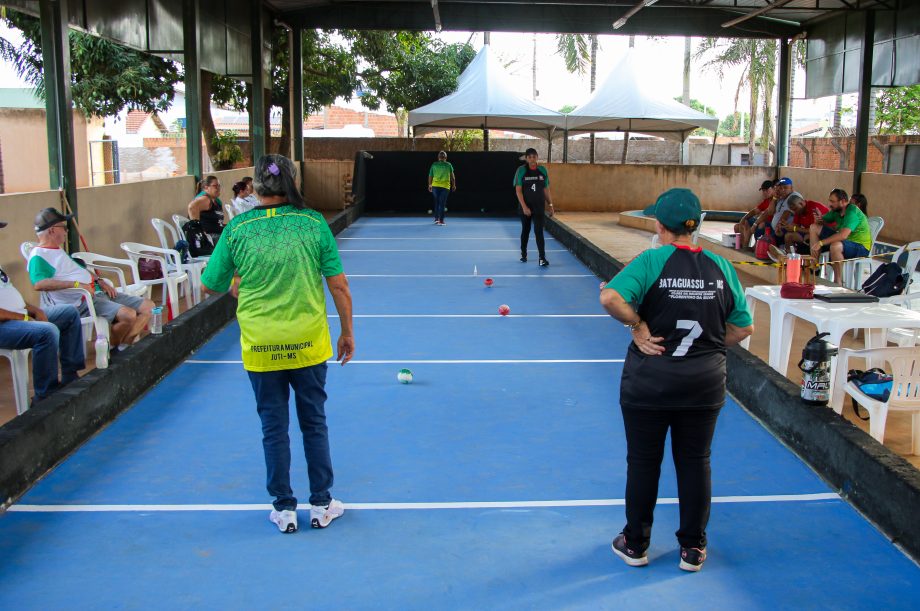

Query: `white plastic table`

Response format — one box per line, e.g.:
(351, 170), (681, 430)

(775, 300), (920, 394)
(741, 285), (851, 370)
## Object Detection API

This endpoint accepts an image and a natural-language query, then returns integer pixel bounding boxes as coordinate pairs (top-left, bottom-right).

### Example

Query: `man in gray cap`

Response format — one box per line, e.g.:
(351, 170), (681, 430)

(0, 218), (85, 403)
(28, 208), (154, 353)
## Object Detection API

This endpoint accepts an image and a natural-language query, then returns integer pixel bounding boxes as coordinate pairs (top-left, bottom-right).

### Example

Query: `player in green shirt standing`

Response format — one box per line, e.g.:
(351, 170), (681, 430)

(428, 151), (456, 225)
(808, 187), (872, 285)
(202, 154), (354, 534)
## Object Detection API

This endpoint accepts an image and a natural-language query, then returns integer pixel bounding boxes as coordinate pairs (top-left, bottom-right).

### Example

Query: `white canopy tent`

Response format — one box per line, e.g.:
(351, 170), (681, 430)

(408, 45), (565, 140)
(565, 50), (719, 141)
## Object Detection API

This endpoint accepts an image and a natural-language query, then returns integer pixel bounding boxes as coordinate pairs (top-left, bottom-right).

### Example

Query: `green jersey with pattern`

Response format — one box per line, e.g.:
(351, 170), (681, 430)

(429, 161), (454, 189)
(201, 204), (344, 372)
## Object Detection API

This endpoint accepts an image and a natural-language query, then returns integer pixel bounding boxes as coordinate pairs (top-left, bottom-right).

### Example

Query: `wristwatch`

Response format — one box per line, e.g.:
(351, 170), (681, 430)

(624, 319), (642, 332)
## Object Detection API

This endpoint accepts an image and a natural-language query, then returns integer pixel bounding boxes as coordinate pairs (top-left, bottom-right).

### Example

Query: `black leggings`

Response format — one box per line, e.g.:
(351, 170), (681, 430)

(620, 406), (721, 550)
(520, 210), (546, 259)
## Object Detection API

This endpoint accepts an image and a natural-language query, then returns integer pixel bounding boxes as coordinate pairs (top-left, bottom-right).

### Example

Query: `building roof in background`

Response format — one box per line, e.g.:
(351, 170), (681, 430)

(0, 88), (45, 110)
(125, 110), (168, 135)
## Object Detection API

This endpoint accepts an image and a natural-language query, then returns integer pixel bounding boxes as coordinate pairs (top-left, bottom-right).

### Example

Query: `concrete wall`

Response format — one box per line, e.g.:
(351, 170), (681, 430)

(0, 109), (102, 193)
(546, 163), (774, 212)
(779, 167), (854, 203)
(860, 172), (920, 244)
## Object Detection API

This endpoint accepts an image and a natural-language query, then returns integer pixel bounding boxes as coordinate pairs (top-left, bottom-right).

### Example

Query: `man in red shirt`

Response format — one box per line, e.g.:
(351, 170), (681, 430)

(777, 193), (829, 254)
(733, 180), (774, 250)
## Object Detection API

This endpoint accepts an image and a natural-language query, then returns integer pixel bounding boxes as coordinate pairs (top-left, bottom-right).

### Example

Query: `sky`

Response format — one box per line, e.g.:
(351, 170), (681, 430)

(0, 22), (846, 132)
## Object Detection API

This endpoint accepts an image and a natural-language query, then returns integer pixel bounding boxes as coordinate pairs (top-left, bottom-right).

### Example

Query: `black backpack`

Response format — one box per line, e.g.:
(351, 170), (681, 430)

(861, 262), (907, 297)
(182, 220), (215, 258)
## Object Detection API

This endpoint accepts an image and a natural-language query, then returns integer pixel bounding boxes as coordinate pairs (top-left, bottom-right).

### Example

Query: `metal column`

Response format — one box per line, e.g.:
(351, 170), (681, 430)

(39, 0), (80, 252)
(290, 28), (304, 162)
(776, 38), (792, 169)
(250, 0), (266, 161)
(183, 0), (202, 180)
(853, 10), (876, 195)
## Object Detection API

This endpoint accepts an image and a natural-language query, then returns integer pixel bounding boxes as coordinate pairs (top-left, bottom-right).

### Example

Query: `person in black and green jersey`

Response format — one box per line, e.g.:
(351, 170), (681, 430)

(427, 151), (456, 225)
(600, 188), (753, 572)
(513, 147), (554, 266)
(202, 154), (354, 535)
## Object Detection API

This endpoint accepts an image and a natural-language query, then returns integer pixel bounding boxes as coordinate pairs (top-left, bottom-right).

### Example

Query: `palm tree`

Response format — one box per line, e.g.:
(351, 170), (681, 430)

(695, 38), (778, 165)
(555, 33), (599, 161)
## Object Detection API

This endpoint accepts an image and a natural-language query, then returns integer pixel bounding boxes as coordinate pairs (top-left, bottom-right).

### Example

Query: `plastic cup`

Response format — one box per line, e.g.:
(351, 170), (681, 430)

(786, 256), (801, 284)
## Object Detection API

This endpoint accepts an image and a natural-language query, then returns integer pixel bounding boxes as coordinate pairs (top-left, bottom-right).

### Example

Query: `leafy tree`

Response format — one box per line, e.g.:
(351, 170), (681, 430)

(695, 39), (806, 164)
(0, 10), (181, 117)
(210, 28), (474, 155)
(718, 111), (750, 137)
(874, 85), (920, 135)
(675, 97), (717, 136)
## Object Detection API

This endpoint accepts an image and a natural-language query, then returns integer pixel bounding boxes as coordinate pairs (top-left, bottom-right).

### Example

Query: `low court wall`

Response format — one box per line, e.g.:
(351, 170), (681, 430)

(546, 215), (920, 562)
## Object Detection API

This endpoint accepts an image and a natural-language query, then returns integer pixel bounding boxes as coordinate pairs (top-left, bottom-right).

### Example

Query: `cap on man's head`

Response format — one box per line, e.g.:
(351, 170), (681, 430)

(524, 147), (538, 157)
(776, 177), (793, 186)
(760, 180), (774, 191)
(34, 207), (72, 232)
(653, 188), (702, 231)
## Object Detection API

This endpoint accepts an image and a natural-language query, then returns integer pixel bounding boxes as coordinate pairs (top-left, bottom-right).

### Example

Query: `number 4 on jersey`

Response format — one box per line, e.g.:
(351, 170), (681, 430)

(673, 320), (702, 357)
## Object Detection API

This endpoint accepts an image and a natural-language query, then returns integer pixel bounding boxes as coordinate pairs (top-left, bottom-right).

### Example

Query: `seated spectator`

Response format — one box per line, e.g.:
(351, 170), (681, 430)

(777, 193), (829, 254)
(763, 177), (794, 242)
(188, 176), (225, 242)
(734, 179), (775, 249)
(808, 188), (872, 285)
(28, 208), (154, 353)
(0, 219), (85, 403)
(230, 177), (258, 216)
(850, 193), (869, 214)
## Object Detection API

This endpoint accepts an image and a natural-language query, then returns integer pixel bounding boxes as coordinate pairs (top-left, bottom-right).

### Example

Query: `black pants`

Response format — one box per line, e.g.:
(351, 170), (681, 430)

(620, 406), (721, 550)
(520, 209), (546, 259)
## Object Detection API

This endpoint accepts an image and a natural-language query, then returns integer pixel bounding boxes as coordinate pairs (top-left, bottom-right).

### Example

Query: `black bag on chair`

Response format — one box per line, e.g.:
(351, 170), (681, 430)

(182, 219), (215, 258)
(861, 262), (907, 297)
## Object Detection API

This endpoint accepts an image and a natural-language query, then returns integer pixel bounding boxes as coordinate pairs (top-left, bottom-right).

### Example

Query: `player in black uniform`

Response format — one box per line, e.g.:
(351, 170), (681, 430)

(513, 148), (554, 266)
(600, 188), (754, 572)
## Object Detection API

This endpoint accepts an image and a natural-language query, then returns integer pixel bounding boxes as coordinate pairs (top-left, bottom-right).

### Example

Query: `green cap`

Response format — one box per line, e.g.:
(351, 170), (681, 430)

(653, 188), (702, 232)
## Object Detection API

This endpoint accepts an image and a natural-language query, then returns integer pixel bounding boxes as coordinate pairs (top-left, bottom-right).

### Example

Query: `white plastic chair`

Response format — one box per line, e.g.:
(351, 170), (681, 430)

(843, 216), (885, 289)
(21, 242), (111, 368)
(832, 346), (920, 454)
(172, 214), (190, 239)
(0, 348), (31, 415)
(72, 252), (150, 300)
(120, 242), (192, 317)
(151, 218), (207, 305)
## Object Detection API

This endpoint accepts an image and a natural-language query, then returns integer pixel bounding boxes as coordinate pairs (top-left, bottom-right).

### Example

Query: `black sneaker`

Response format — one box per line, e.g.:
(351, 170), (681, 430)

(538, 258), (549, 267)
(679, 546), (707, 572)
(520, 255), (527, 263)
(611, 533), (648, 567)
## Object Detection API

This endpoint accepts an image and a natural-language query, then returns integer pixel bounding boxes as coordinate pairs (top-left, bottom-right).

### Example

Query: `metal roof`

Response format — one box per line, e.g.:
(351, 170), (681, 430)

(266, 0), (903, 39)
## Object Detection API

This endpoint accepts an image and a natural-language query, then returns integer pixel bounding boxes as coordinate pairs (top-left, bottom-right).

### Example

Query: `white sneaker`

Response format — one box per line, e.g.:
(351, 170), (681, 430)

(310, 499), (345, 529)
(269, 509), (298, 533)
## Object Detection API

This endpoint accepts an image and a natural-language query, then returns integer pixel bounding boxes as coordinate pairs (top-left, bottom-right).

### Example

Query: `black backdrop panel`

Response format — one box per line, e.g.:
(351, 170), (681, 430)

(360, 151), (525, 215)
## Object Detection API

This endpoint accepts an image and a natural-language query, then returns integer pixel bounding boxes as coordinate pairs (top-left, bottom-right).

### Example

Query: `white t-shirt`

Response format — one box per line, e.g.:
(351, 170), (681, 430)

(232, 194), (259, 215)
(28, 246), (92, 308)
(0, 266), (27, 316)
